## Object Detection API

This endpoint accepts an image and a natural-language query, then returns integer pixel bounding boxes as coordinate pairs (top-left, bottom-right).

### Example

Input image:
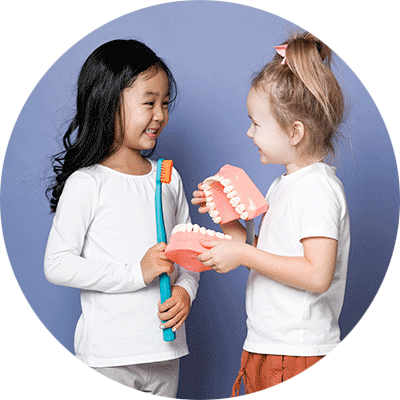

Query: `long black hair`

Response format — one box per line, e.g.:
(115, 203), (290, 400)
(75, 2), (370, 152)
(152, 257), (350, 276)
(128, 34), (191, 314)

(46, 39), (177, 212)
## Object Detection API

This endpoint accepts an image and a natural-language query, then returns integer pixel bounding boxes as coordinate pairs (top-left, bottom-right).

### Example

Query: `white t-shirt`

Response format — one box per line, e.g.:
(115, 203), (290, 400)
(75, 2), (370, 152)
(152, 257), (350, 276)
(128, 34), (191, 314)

(244, 162), (350, 356)
(44, 160), (200, 367)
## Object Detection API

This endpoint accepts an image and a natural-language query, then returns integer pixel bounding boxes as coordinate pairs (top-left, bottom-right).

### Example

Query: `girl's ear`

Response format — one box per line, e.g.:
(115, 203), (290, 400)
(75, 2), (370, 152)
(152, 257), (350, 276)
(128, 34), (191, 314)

(289, 121), (305, 146)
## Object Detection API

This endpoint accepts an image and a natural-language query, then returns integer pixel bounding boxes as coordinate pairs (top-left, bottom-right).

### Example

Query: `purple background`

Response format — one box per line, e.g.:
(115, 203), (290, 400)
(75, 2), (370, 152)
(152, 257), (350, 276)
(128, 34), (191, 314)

(1, 2), (398, 399)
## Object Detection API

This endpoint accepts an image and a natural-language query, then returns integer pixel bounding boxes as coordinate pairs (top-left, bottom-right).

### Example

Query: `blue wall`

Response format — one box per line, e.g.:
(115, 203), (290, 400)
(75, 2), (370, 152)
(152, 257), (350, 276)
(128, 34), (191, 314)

(1, 2), (398, 399)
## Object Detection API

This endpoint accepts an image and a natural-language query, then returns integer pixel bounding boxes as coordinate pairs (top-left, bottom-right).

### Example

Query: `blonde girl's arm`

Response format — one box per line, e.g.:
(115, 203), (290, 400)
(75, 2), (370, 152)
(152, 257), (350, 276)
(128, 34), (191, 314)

(199, 236), (338, 293)
(241, 172), (344, 293)
(243, 236), (338, 293)
(44, 171), (147, 294)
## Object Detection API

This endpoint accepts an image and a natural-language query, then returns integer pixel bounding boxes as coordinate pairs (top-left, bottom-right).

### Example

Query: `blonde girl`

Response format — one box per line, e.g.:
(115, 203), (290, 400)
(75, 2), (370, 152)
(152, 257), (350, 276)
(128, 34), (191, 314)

(192, 32), (350, 394)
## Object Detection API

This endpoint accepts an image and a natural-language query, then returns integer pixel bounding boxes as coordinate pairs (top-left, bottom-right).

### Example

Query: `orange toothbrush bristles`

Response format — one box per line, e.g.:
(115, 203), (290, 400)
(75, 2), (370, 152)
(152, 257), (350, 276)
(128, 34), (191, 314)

(160, 160), (173, 183)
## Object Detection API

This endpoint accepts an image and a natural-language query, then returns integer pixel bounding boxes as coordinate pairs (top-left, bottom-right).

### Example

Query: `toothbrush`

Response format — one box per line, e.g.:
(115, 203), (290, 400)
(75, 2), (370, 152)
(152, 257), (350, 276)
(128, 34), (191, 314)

(155, 158), (175, 342)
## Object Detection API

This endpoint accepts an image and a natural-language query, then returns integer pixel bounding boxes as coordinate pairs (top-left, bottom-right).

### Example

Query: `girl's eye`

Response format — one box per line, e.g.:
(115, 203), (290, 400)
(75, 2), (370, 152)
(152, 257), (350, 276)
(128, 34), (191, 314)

(249, 117), (258, 128)
(145, 102), (154, 106)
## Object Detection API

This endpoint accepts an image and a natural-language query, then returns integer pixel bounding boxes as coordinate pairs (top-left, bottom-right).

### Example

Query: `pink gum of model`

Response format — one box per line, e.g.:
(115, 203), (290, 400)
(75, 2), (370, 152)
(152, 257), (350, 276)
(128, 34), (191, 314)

(165, 225), (232, 273)
(201, 165), (269, 224)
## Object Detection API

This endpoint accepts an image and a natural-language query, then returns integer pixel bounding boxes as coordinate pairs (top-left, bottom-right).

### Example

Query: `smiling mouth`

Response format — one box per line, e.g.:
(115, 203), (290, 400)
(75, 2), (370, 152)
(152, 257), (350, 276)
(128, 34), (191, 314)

(144, 128), (158, 139)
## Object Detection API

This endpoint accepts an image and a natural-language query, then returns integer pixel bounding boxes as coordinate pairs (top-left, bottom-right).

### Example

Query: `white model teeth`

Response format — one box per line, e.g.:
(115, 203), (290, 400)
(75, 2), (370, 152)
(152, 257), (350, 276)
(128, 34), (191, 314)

(235, 204), (245, 214)
(223, 185), (234, 193)
(230, 196), (241, 206)
(146, 128), (157, 133)
(202, 173), (250, 223)
(207, 201), (216, 210)
(171, 223), (232, 240)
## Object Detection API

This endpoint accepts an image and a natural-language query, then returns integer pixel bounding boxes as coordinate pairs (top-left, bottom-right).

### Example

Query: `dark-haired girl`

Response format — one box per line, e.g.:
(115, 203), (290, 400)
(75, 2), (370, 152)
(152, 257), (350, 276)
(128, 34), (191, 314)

(44, 39), (199, 397)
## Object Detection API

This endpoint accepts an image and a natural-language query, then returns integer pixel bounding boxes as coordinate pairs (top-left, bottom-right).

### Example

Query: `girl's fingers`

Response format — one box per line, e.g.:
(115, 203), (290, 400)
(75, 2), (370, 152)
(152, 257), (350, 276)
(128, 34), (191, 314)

(196, 251), (208, 263)
(159, 308), (188, 331)
(192, 189), (206, 199)
(191, 194), (206, 206)
(197, 251), (213, 266)
(158, 252), (169, 261)
(171, 313), (188, 332)
(154, 242), (168, 251)
(159, 259), (174, 274)
(199, 259), (214, 268)
(200, 240), (220, 249)
(191, 189), (210, 214)
(190, 198), (209, 213)
(158, 302), (183, 322)
(158, 296), (176, 313)
(198, 205), (210, 214)
(158, 304), (179, 321)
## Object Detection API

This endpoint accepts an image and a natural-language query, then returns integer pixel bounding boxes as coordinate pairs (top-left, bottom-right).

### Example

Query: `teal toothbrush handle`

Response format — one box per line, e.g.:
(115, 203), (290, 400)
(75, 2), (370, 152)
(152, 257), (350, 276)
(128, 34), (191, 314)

(159, 273), (176, 341)
(155, 159), (176, 342)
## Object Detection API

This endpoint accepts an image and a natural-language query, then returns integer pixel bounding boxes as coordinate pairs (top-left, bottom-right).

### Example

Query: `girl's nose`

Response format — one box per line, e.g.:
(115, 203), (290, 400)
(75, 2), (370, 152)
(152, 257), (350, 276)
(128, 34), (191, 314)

(153, 106), (167, 122)
(247, 125), (254, 138)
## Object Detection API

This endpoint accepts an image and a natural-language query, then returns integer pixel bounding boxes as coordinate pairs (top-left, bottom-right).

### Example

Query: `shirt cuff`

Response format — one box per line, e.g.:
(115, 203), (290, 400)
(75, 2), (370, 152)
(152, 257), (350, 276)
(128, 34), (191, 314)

(131, 262), (147, 291)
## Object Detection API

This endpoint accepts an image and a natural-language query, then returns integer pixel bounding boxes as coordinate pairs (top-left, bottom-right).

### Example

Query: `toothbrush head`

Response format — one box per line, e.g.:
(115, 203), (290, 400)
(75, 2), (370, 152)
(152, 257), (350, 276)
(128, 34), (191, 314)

(160, 160), (173, 184)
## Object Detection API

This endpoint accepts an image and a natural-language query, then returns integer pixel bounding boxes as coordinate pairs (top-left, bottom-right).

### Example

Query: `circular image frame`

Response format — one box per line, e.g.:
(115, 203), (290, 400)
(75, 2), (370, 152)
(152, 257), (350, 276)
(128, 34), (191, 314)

(2, 1), (398, 398)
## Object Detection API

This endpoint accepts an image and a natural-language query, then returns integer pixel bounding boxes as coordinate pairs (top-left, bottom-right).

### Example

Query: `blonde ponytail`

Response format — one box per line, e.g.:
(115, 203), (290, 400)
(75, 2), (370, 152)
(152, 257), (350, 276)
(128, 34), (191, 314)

(253, 32), (345, 159)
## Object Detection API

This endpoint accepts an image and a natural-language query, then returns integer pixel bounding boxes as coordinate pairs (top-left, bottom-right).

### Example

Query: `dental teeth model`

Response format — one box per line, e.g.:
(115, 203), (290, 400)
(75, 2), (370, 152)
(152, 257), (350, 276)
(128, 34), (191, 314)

(164, 223), (232, 272)
(201, 165), (269, 224)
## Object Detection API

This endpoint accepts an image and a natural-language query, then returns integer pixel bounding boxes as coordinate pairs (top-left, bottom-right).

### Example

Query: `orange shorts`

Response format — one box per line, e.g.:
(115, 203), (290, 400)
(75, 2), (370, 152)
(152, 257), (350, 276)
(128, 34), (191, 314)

(231, 350), (324, 396)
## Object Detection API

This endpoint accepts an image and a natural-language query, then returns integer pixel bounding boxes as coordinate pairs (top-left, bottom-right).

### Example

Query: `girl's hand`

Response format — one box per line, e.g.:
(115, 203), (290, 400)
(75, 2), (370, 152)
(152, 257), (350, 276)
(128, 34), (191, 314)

(191, 183), (210, 214)
(158, 285), (191, 333)
(197, 240), (246, 273)
(141, 242), (174, 285)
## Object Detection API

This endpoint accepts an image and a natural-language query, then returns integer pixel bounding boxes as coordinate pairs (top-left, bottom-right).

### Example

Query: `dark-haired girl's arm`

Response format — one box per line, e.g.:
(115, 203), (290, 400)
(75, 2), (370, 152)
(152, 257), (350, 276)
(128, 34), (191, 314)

(44, 172), (147, 293)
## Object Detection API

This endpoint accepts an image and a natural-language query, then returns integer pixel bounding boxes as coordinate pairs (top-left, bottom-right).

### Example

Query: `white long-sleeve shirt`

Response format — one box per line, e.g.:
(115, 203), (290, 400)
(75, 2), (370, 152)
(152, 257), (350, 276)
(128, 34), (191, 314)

(44, 160), (199, 367)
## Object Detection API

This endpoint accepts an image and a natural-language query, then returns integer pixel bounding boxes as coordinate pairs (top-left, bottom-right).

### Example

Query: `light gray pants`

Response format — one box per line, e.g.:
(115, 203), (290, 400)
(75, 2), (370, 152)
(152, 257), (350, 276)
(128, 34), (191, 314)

(93, 359), (180, 398)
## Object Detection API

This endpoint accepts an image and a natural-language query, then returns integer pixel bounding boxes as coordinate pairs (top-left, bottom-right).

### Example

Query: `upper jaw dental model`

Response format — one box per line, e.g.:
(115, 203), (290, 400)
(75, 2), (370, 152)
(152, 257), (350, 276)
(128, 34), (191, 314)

(201, 164), (269, 224)
(165, 223), (232, 272)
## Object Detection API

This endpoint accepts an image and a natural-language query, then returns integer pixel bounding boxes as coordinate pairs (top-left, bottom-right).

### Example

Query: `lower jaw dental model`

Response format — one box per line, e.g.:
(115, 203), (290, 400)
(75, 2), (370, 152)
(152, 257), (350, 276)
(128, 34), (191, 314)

(165, 165), (269, 273)
(164, 223), (232, 272)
